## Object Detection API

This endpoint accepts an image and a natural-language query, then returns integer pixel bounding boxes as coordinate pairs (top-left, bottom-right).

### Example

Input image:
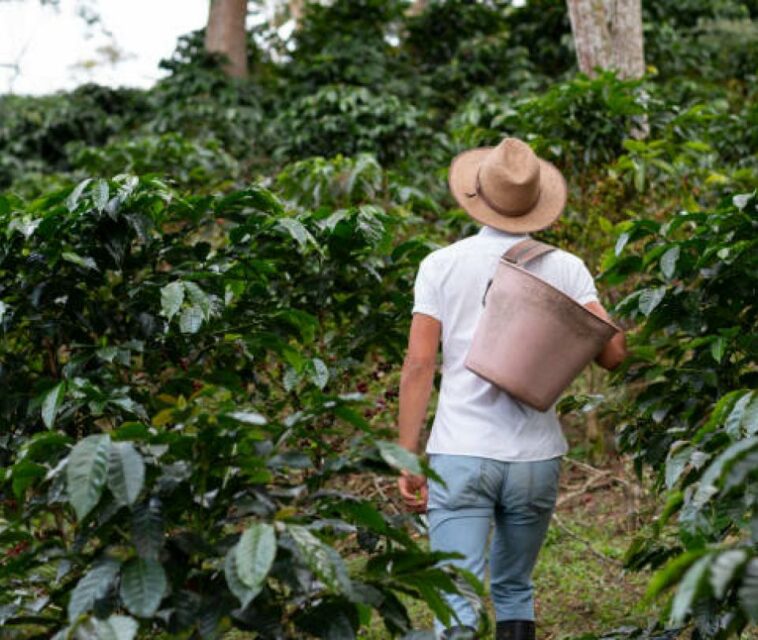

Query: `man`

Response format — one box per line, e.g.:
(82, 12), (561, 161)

(396, 137), (627, 640)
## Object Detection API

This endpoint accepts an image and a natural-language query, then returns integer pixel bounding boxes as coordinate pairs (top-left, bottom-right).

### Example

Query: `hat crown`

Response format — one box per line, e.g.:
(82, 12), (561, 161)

(478, 138), (541, 217)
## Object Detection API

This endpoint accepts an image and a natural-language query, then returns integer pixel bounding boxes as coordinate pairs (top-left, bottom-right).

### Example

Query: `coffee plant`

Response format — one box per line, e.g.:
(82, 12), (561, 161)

(0, 176), (473, 638)
(603, 192), (758, 636)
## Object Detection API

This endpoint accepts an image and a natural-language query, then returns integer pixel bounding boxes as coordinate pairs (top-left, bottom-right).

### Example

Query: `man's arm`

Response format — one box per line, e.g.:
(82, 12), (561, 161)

(398, 313), (441, 452)
(584, 301), (628, 371)
(397, 313), (441, 512)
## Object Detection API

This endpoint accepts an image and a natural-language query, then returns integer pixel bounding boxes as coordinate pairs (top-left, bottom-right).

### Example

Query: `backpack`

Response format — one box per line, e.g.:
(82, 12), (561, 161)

(464, 238), (619, 411)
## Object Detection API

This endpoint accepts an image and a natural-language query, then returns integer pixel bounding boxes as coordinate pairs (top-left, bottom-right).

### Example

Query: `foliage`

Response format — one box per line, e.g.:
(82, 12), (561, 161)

(404, 0), (508, 70)
(503, 0), (574, 77)
(145, 30), (266, 160)
(0, 84), (149, 189)
(0, 176), (469, 638)
(448, 71), (649, 169)
(1, 0), (757, 636)
(71, 133), (241, 192)
(276, 153), (441, 216)
(602, 192), (758, 636)
(285, 0), (408, 93)
(643, 0), (758, 83)
(270, 85), (427, 165)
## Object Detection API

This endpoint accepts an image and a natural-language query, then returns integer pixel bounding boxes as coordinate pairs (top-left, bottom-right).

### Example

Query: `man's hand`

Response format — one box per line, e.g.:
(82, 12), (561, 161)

(397, 470), (428, 513)
(584, 301), (628, 371)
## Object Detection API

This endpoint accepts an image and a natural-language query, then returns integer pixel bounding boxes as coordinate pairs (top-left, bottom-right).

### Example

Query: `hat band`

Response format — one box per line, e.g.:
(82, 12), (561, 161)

(469, 170), (541, 218)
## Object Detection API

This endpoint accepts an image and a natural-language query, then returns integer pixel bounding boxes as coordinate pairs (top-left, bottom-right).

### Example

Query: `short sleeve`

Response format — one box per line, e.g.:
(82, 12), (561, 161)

(567, 256), (600, 305)
(412, 254), (442, 321)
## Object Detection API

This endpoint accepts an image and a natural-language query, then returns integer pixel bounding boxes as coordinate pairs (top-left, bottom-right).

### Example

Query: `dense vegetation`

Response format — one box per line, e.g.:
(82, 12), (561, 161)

(0, 0), (756, 638)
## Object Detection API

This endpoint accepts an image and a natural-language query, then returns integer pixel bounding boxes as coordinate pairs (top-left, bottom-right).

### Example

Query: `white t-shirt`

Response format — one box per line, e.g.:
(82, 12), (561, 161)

(412, 224), (600, 462)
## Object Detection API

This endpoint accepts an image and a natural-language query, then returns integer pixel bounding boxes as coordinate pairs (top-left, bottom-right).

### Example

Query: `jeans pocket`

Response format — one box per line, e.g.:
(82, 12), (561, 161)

(527, 457), (561, 513)
(427, 454), (484, 511)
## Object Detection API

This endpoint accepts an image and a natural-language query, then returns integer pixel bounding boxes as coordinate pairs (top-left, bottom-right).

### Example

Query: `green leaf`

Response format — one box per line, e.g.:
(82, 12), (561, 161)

(67, 558), (120, 622)
(67, 434), (111, 520)
(638, 287), (666, 316)
(646, 549), (709, 601)
(376, 441), (422, 475)
(11, 459), (45, 498)
(694, 390), (749, 444)
(614, 231), (630, 256)
(160, 281), (184, 322)
(62, 251), (98, 271)
(333, 406), (370, 432)
(288, 524), (352, 595)
(91, 615), (139, 640)
(670, 554), (711, 625)
(710, 336), (727, 364)
(277, 218), (316, 249)
(698, 436), (758, 492)
(93, 179), (109, 213)
(633, 160), (645, 192)
(96, 346), (119, 363)
(738, 558), (758, 621)
(684, 437), (758, 516)
(119, 558), (167, 619)
(283, 367), (301, 392)
(132, 498), (164, 561)
(660, 246), (680, 279)
(724, 391), (756, 437)
(41, 382), (66, 429)
(179, 306), (204, 334)
(733, 193), (752, 210)
(66, 178), (93, 212)
(309, 358), (329, 389)
(744, 393), (758, 435)
(107, 442), (145, 507)
(227, 410), (267, 425)
(225, 545), (259, 609)
(665, 442), (694, 489)
(709, 549), (747, 599)
(235, 523), (277, 592)
(183, 282), (212, 321)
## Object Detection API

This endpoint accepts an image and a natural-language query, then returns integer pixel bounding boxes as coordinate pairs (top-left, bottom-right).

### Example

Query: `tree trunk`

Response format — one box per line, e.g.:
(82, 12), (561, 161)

(205, 0), (248, 78)
(566, 0), (647, 137)
(610, 0), (644, 79)
(408, 0), (428, 16)
(289, 0), (305, 25)
(566, 0), (645, 79)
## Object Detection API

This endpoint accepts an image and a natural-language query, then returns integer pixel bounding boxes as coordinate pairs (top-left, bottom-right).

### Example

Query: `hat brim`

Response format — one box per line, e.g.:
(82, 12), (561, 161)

(448, 147), (567, 233)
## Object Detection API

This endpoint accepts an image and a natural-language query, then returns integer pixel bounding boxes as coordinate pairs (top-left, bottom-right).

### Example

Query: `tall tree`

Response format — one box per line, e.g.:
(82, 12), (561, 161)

(566, 0), (645, 79)
(408, 0), (428, 15)
(289, 0), (305, 25)
(205, 0), (248, 78)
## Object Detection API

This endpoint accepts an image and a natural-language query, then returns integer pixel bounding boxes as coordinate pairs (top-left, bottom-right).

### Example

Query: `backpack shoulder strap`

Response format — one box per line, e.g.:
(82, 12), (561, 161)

(502, 237), (556, 266)
(481, 238), (557, 306)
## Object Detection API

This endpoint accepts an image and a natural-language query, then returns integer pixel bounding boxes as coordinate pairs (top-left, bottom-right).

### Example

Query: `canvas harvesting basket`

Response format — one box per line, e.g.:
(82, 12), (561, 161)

(464, 238), (620, 412)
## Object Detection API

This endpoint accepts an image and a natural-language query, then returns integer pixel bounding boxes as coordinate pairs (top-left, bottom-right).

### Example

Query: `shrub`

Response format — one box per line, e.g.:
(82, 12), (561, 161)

(0, 176), (469, 638)
(71, 133), (241, 192)
(284, 0), (407, 93)
(0, 84), (150, 188)
(270, 85), (427, 165)
(602, 192), (758, 635)
(448, 71), (649, 170)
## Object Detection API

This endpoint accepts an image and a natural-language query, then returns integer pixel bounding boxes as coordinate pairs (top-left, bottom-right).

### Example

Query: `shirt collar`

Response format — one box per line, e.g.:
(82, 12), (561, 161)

(476, 224), (529, 240)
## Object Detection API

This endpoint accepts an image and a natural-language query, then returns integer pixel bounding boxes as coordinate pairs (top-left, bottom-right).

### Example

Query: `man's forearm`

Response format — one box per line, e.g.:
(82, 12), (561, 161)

(397, 359), (436, 454)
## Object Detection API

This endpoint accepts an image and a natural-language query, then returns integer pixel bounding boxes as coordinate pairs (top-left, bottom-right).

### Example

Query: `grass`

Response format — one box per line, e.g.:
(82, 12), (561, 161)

(355, 454), (658, 639)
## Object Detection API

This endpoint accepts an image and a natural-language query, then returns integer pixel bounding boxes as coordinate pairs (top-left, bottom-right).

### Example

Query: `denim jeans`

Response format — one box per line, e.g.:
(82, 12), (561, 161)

(426, 453), (561, 637)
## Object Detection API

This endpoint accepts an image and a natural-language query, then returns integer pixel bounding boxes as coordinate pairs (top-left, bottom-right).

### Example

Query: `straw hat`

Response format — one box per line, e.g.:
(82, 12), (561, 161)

(448, 137), (567, 233)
